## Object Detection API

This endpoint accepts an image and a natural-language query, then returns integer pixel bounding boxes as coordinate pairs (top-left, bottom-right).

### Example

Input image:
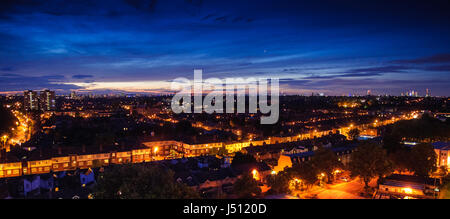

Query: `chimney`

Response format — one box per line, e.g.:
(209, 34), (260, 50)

(58, 147), (62, 155)
(82, 145), (86, 153)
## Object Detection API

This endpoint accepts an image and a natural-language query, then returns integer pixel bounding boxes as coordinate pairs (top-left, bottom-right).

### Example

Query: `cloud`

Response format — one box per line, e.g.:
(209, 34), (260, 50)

(279, 78), (311, 86)
(123, 0), (158, 12)
(0, 73), (82, 91)
(201, 13), (216, 20)
(72, 74), (94, 79)
(303, 65), (409, 79)
(214, 16), (227, 22)
(283, 77), (450, 96)
(0, 66), (15, 71)
(392, 54), (450, 64)
(424, 65), (450, 72)
(0, 0), (449, 96)
(348, 65), (408, 74)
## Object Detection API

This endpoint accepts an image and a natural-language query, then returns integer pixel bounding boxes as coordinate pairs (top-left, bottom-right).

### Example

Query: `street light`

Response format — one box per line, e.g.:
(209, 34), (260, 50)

(252, 169), (260, 181)
(318, 173), (326, 186)
(152, 147), (159, 161)
(1, 135), (8, 150)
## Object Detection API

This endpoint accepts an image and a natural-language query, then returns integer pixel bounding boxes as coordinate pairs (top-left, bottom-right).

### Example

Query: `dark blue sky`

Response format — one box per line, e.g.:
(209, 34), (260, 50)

(1, 0), (450, 96)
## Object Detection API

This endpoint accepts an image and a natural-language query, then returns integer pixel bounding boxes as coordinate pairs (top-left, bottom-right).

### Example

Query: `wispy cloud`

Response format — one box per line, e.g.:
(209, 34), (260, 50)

(392, 54), (450, 64)
(72, 74), (94, 79)
(0, 73), (82, 91)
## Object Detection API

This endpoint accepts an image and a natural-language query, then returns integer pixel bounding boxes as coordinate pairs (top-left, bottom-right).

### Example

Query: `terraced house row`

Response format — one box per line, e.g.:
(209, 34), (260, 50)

(0, 116), (409, 179)
(0, 146), (153, 178)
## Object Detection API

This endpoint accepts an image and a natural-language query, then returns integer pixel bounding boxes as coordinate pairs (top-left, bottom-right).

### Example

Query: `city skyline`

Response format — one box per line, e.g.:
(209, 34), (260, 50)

(1, 0), (450, 96)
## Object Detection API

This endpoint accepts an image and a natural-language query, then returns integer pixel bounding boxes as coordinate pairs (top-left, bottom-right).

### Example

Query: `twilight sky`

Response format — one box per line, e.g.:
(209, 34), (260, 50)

(0, 0), (450, 96)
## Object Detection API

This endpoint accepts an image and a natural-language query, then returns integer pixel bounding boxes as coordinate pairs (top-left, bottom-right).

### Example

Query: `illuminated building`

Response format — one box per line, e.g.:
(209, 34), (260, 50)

(432, 142), (450, 170)
(70, 91), (77, 99)
(286, 146), (356, 165)
(39, 89), (56, 111)
(378, 174), (440, 199)
(0, 115), (415, 179)
(0, 162), (22, 177)
(24, 90), (39, 111)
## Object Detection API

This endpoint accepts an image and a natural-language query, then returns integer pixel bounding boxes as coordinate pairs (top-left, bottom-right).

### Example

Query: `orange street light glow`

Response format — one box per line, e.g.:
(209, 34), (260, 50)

(252, 169), (260, 180)
(403, 188), (413, 194)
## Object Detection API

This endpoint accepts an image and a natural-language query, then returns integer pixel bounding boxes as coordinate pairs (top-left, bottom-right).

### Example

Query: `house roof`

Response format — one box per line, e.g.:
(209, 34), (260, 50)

(286, 151), (315, 159)
(25, 143), (148, 161)
(382, 174), (439, 187)
(287, 145), (356, 158)
(231, 162), (271, 174)
(381, 180), (425, 190)
(432, 142), (450, 150)
(244, 142), (308, 154)
(174, 168), (237, 186)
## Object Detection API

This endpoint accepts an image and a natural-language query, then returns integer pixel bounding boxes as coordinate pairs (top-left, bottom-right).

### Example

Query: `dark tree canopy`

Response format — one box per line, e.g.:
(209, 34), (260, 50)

(232, 173), (261, 198)
(382, 132), (404, 153)
(389, 114), (450, 142)
(388, 148), (411, 173)
(349, 142), (392, 188)
(0, 105), (16, 136)
(93, 164), (200, 199)
(348, 128), (360, 141)
(310, 146), (342, 182)
(292, 162), (319, 188)
(266, 170), (292, 195)
(409, 143), (437, 176)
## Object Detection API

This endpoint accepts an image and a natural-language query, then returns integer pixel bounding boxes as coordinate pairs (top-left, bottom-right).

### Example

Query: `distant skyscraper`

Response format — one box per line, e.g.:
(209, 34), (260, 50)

(426, 88), (430, 97)
(367, 90), (371, 96)
(70, 91), (77, 99)
(24, 90), (39, 111)
(40, 89), (56, 111)
(407, 90), (419, 97)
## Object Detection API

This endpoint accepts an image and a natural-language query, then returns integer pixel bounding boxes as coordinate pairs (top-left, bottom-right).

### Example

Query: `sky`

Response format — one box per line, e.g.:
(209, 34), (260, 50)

(0, 0), (450, 96)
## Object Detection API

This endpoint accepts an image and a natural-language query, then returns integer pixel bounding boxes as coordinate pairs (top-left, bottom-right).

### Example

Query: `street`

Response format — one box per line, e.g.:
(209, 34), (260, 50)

(292, 178), (378, 199)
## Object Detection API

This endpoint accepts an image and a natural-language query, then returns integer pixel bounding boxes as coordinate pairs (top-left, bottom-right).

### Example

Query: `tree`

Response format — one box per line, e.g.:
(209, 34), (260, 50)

(93, 164), (200, 199)
(349, 142), (392, 189)
(266, 170), (291, 195)
(232, 173), (261, 198)
(409, 143), (437, 176)
(389, 148), (411, 174)
(390, 114), (450, 142)
(310, 147), (342, 183)
(348, 128), (360, 141)
(382, 133), (404, 153)
(293, 162), (318, 189)
(0, 105), (17, 137)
